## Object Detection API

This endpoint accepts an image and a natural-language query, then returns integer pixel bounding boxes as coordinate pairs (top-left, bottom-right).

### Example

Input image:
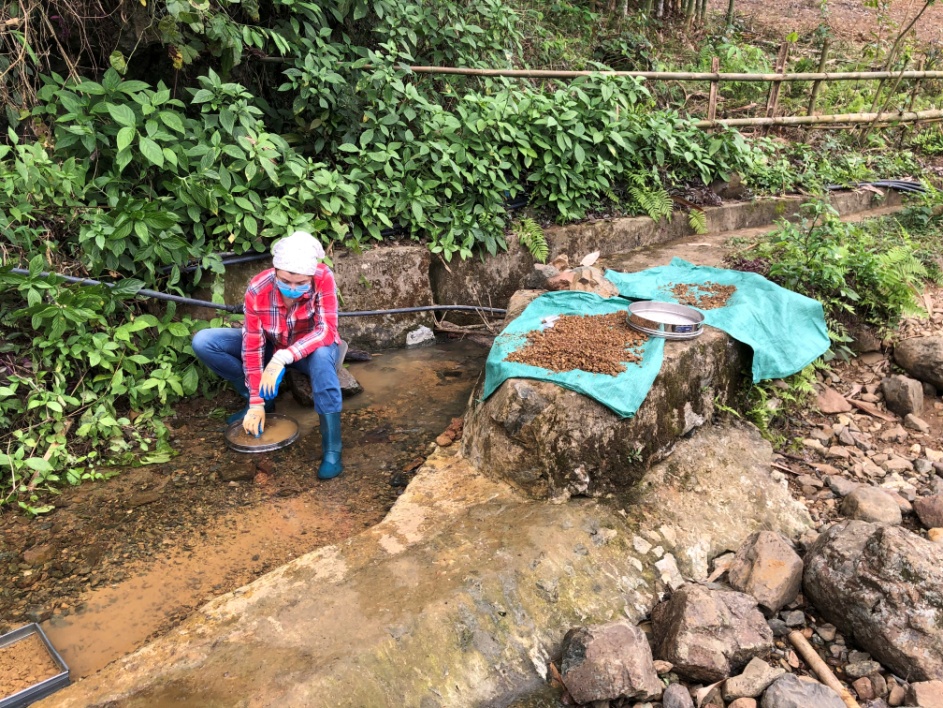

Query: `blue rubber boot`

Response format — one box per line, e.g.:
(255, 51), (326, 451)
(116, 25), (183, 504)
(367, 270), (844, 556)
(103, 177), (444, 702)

(317, 412), (344, 480)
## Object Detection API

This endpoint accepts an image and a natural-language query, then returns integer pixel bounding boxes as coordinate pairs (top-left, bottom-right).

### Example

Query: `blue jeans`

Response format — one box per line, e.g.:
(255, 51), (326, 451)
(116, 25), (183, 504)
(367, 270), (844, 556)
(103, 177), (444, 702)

(192, 328), (342, 415)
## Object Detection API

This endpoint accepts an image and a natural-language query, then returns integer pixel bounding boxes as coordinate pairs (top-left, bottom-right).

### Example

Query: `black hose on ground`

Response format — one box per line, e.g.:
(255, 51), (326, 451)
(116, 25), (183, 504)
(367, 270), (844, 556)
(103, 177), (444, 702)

(10, 268), (245, 313)
(8, 268), (507, 317)
(826, 180), (927, 193)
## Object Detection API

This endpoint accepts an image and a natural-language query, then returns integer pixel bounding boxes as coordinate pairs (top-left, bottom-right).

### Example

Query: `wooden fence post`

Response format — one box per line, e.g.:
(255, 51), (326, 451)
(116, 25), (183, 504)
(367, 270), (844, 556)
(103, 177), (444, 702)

(765, 41), (791, 121)
(807, 38), (830, 116)
(707, 57), (721, 122)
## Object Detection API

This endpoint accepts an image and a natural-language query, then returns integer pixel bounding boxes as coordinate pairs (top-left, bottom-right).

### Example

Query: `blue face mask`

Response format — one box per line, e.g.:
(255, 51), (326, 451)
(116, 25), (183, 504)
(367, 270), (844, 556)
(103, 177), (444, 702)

(276, 280), (311, 299)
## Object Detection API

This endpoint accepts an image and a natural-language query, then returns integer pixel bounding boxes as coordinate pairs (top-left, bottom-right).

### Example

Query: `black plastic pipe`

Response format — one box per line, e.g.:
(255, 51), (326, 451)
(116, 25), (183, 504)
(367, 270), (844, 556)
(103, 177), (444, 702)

(10, 268), (245, 313)
(9, 268), (507, 317)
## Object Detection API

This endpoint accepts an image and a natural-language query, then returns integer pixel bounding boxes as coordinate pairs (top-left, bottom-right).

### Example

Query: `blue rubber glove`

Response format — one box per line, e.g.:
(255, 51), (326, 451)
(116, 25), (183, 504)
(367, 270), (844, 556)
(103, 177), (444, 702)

(259, 350), (292, 401)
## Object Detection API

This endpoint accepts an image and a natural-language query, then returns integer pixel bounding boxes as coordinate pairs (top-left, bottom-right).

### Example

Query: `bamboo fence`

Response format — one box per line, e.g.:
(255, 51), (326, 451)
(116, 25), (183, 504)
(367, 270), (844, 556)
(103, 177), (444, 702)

(258, 56), (943, 129)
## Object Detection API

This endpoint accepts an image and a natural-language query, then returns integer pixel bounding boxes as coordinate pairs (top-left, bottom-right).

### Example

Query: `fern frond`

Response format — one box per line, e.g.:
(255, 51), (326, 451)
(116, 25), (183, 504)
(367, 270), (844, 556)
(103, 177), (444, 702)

(629, 186), (673, 222)
(688, 209), (708, 234)
(512, 218), (549, 264)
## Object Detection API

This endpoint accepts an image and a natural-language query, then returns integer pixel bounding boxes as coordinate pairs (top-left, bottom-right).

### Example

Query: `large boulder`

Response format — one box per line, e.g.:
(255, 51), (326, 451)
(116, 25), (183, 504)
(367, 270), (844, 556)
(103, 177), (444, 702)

(463, 293), (748, 498)
(560, 620), (662, 704)
(651, 584), (774, 683)
(727, 532), (803, 616)
(803, 520), (943, 681)
(894, 335), (943, 390)
(630, 423), (813, 580)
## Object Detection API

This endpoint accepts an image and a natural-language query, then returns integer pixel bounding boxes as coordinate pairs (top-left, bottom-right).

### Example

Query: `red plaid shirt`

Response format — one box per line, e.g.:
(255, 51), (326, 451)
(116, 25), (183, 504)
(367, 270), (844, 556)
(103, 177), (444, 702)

(242, 266), (339, 405)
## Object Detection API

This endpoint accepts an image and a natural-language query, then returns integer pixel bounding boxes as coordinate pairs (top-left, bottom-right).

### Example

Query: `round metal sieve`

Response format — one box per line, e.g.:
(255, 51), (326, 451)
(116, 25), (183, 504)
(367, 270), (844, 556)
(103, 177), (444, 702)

(225, 413), (300, 453)
(626, 300), (705, 339)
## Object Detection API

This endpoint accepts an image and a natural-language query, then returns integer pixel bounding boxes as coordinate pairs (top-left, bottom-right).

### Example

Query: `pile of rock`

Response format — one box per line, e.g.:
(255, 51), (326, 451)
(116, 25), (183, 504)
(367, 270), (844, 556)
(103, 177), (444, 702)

(523, 252), (621, 298)
(554, 526), (943, 708)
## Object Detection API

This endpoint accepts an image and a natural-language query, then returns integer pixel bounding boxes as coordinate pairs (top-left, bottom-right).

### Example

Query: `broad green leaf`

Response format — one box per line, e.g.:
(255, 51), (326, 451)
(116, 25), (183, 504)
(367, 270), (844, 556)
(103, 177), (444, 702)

(158, 110), (185, 133)
(139, 136), (164, 167)
(116, 126), (136, 152)
(106, 102), (137, 128)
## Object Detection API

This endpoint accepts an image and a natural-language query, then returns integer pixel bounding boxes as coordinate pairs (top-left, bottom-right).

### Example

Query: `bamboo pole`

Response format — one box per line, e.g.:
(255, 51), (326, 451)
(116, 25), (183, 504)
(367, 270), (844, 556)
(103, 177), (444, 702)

(788, 631), (861, 708)
(253, 57), (943, 83)
(695, 107), (943, 128)
(765, 41), (792, 121)
(707, 57), (721, 122)
(807, 38), (831, 116)
(861, 57), (911, 144)
(402, 67), (943, 82)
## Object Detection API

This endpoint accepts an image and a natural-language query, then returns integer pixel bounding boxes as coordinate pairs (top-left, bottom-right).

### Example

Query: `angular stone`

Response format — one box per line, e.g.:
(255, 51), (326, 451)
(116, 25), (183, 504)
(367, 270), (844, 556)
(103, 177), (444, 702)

(729, 699), (758, 708)
(880, 375), (924, 418)
(826, 475), (860, 497)
(727, 532), (803, 616)
(781, 609), (805, 627)
(929, 528), (943, 544)
(888, 681), (907, 706)
(405, 325), (435, 347)
(561, 620), (663, 704)
(916, 458), (935, 474)
(652, 584), (773, 683)
(520, 264), (561, 289)
(853, 676), (875, 701)
(847, 322), (882, 353)
(661, 682), (695, 708)
(818, 387), (852, 414)
(760, 674), (845, 708)
(815, 623), (837, 642)
(827, 445), (852, 460)
(907, 680), (943, 708)
(722, 657), (785, 700)
(840, 487), (902, 525)
(914, 495), (943, 529)
(905, 414), (931, 434)
(288, 366), (362, 407)
(880, 426), (909, 443)
(846, 660), (881, 678)
(803, 520), (943, 681)
(22, 543), (57, 566)
(883, 456), (915, 473)
(861, 459), (887, 478)
(894, 335), (943, 389)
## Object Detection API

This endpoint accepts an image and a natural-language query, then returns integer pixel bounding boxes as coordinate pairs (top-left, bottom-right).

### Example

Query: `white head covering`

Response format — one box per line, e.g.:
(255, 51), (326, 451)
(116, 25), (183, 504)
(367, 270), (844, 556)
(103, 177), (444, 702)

(271, 231), (325, 276)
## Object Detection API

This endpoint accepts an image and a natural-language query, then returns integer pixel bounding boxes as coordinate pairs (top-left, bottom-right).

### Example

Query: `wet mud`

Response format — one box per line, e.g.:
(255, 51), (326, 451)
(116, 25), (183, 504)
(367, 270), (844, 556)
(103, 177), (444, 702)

(0, 341), (486, 679)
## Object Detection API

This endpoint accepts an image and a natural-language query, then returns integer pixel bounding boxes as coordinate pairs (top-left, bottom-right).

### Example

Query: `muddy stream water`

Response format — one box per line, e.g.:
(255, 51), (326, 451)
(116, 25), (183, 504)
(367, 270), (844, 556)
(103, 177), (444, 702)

(0, 341), (486, 681)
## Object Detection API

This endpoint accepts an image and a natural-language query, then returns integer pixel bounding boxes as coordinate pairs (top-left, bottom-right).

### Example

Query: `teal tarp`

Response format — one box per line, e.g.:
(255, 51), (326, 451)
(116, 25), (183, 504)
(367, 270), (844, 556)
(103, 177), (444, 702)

(483, 291), (666, 418)
(605, 258), (830, 381)
(482, 259), (830, 418)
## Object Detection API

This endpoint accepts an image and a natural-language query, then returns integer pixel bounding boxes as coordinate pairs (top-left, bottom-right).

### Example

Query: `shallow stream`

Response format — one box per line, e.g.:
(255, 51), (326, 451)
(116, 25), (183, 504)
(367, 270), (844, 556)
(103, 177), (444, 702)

(37, 341), (487, 679)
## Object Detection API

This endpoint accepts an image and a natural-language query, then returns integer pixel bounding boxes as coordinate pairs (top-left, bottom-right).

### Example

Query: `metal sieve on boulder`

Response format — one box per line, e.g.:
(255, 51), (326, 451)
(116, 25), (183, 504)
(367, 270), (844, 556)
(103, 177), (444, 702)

(627, 301), (704, 339)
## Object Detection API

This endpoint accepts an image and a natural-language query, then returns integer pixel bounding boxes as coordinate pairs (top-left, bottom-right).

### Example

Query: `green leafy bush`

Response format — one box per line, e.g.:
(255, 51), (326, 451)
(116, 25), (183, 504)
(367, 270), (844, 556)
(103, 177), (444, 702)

(742, 199), (937, 349)
(0, 258), (224, 510)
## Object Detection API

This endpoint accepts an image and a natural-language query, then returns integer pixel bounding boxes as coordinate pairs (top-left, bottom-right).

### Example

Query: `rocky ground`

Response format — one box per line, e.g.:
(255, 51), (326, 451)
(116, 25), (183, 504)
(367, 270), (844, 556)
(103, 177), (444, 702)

(543, 285), (943, 707)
